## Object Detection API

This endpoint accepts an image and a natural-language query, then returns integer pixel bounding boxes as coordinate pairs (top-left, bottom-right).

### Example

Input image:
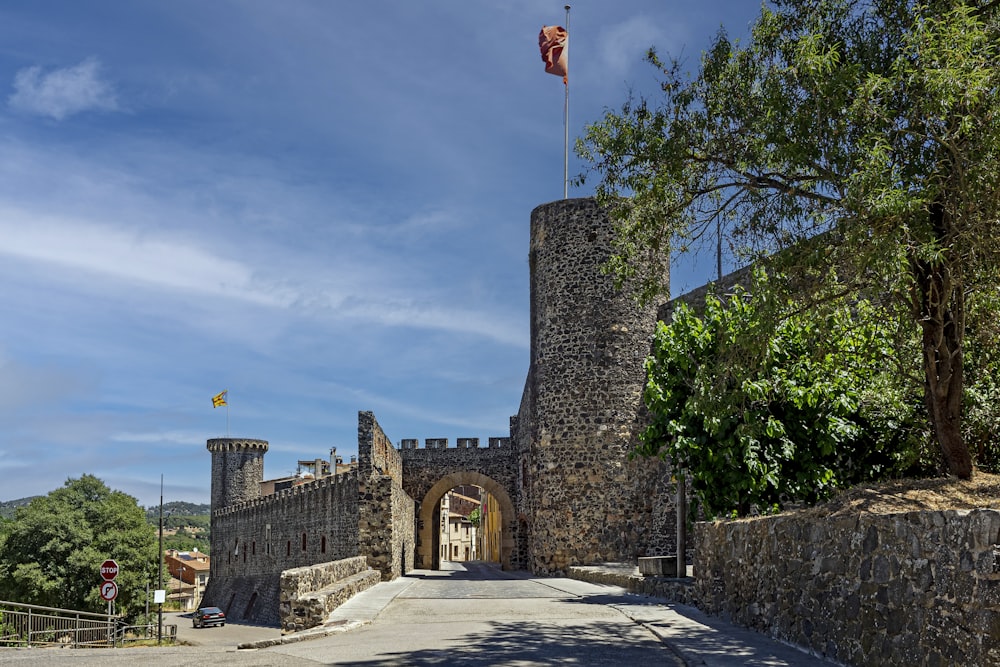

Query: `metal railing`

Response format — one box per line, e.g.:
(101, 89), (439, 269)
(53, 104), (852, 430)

(0, 600), (115, 648)
(0, 600), (177, 648)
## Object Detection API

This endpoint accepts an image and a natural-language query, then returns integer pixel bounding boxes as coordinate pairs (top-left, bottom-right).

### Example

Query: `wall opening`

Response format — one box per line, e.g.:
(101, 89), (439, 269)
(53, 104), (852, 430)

(416, 471), (516, 572)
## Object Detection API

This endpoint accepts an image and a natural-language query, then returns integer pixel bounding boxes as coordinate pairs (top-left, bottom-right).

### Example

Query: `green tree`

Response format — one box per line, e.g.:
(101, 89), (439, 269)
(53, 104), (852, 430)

(578, 0), (1000, 479)
(0, 475), (157, 618)
(640, 282), (925, 517)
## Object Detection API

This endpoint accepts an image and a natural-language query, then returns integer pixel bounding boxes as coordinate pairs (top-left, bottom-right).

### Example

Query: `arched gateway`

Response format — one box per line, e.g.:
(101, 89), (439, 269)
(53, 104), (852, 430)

(398, 436), (521, 571)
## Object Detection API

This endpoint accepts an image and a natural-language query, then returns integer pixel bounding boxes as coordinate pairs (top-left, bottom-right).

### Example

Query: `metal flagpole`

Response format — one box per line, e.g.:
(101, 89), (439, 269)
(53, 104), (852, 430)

(563, 4), (571, 199)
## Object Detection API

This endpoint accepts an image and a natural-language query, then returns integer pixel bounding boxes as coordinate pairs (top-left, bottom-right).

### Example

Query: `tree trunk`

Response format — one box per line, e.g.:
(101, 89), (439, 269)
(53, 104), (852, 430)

(910, 204), (973, 479)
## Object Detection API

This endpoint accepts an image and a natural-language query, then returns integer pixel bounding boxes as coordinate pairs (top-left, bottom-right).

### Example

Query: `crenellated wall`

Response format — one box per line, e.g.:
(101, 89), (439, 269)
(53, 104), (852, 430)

(398, 437), (522, 571)
(207, 438), (268, 510)
(201, 468), (361, 626)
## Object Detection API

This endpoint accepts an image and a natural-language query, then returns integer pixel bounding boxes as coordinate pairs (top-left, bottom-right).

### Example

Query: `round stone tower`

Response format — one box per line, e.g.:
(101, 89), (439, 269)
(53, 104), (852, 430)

(521, 197), (668, 573)
(206, 438), (269, 511)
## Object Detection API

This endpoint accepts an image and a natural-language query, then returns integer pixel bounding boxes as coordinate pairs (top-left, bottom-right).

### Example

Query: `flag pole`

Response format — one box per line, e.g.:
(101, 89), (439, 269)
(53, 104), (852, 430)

(563, 4), (571, 199)
(226, 392), (230, 437)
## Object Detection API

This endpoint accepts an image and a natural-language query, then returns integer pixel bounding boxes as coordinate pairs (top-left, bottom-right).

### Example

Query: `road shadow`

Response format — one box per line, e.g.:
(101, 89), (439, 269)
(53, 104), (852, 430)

(324, 617), (682, 666)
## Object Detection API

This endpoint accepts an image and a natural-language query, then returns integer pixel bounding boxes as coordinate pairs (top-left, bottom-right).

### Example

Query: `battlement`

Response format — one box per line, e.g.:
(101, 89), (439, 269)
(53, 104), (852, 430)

(398, 437), (510, 450)
(207, 437), (269, 453)
(212, 468), (359, 518)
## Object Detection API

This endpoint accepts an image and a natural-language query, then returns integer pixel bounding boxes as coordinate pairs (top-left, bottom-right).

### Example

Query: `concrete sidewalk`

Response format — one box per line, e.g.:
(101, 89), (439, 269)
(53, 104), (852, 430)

(527, 573), (839, 667)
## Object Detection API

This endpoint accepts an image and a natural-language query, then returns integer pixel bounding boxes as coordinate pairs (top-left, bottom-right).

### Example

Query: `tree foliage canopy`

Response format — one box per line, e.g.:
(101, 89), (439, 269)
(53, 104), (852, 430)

(578, 0), (1000, 478)
(0, 475), (157, 618)
(640, 279), (926, 517)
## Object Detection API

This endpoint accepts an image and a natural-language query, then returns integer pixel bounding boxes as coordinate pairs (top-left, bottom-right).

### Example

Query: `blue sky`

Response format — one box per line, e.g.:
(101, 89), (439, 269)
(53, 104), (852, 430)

(0, 1), (760, 508)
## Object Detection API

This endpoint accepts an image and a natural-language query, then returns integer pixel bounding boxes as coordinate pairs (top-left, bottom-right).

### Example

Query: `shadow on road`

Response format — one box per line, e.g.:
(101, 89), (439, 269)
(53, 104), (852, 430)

(325, 617), (680, 666)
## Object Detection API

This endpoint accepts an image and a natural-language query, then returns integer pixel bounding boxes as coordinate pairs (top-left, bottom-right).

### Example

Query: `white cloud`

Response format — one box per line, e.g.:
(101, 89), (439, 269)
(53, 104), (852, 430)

(8, 57), (119, 120)
(0, 208), (293, 307)
(598, 16), (667, 76)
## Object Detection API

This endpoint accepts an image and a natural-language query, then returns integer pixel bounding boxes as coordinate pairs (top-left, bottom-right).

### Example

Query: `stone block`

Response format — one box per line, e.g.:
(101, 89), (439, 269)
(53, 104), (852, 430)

(639, 555), (679, 576)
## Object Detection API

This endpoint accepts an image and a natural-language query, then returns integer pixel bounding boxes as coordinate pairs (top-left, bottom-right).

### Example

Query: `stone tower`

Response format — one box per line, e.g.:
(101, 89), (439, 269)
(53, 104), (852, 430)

(515, 198), (672, 573)
(206, 438), (269, 510)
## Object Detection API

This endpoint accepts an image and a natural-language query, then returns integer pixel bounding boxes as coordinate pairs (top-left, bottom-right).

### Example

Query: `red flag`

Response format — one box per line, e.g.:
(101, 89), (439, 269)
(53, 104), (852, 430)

(539, 25), (568, 84)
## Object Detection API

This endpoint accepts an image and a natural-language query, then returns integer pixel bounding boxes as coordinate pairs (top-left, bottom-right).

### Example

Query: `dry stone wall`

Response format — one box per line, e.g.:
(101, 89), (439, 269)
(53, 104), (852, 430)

(279, 556), (380, 632)
(695, 509), (1000, 666)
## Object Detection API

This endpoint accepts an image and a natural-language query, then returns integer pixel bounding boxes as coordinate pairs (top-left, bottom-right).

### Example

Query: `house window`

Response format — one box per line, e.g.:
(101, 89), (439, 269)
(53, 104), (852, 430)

(287, 541), (291, 556)
(321, 536), (327, 554)
(302, 533), (307, 551)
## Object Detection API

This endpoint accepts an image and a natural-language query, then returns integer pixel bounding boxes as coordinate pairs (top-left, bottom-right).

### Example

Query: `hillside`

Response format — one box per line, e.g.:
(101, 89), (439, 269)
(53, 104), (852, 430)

(0, 496), (42, 520)
(144, 500), (211, 520)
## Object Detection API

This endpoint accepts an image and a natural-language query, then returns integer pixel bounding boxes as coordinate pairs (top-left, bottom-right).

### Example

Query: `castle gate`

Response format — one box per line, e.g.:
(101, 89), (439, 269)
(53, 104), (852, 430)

(398, 438), (522, 571)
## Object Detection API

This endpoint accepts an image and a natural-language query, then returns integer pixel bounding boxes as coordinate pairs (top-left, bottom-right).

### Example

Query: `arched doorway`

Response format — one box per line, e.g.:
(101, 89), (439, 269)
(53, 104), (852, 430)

(417, 471), (516, 571)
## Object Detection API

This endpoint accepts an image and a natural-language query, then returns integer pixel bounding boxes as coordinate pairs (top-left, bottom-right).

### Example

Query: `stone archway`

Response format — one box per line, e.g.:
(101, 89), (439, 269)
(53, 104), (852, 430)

(417, 471), (516, 572)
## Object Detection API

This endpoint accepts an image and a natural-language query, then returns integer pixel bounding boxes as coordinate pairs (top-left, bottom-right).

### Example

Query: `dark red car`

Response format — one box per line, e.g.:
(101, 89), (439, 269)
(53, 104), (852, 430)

(192, 606), (226, 628)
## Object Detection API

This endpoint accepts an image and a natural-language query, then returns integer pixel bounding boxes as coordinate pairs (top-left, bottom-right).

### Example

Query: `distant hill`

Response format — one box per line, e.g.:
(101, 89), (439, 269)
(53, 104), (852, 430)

(145, 501), (212, 555)
(0, 496), (42, 519)
(144, 501), (211, 520)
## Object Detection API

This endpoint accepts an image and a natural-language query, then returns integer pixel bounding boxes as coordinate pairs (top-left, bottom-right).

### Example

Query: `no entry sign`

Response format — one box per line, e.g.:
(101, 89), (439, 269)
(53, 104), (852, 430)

(100, 559), (119, 581)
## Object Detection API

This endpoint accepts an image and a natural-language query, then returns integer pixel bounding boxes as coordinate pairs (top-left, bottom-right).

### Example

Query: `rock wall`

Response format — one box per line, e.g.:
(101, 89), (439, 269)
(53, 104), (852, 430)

(279, 556), (380, 632)
(695, 509), (1000, 666)
(516, 197), (676, 573)
(202, 471), (361, 625)
(357, 411), (415, 580)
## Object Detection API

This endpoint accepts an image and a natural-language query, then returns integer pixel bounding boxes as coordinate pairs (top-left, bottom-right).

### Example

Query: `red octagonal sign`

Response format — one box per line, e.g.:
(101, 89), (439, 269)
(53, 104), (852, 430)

(100, 559), (119, 581)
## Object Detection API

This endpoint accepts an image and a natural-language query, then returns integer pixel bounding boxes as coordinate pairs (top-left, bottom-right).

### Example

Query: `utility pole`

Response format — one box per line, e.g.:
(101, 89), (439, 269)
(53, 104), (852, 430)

(158, 475), (164, 645)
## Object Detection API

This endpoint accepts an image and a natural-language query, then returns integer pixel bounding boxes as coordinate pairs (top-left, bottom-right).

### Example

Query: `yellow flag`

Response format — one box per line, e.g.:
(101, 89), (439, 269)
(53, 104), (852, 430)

(212, 390), (228, 408)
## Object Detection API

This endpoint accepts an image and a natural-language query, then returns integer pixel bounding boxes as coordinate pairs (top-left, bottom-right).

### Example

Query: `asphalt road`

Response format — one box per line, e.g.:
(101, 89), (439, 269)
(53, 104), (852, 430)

(0, 562), (681, 666)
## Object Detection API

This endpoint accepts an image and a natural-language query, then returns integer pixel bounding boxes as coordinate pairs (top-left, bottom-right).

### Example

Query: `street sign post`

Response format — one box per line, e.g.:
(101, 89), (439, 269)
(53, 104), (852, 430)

(100, 559), (119, 581)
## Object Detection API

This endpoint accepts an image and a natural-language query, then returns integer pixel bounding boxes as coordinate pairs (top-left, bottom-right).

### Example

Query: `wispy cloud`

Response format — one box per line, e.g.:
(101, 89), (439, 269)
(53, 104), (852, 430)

(597, 16), (666, 76)
(0, 209), (287, 305)
(8, 57), (119, 120)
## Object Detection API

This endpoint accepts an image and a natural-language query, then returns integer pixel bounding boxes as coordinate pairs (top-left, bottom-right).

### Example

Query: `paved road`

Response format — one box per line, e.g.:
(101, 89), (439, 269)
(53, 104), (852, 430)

(0, 561), (836, 666)
(0, 562), (680, 666)
(270, 561), (682, 665)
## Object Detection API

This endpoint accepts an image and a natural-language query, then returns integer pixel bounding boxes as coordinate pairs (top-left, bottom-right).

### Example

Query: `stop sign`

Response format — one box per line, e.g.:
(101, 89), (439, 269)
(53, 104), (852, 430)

(100, 559), (119, 581)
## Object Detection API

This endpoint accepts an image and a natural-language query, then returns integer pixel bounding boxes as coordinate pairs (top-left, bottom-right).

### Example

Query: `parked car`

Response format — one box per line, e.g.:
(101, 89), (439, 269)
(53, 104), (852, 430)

(192, 606), (226, 628)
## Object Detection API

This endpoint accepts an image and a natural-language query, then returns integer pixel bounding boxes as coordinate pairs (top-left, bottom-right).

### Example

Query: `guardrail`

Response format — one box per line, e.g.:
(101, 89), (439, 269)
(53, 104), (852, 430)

(0, 600), (177, 648)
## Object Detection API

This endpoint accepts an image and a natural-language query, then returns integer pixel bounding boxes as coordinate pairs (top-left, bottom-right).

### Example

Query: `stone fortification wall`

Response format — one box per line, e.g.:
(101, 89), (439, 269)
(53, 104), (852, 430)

(695, 509), (1000, 666)
(357, 412), (415, 580)
(399, 437), (517, 512)
(202, 469), (360, 625)
(518, 198), (676, 573)
(399, 436), (523, 570)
